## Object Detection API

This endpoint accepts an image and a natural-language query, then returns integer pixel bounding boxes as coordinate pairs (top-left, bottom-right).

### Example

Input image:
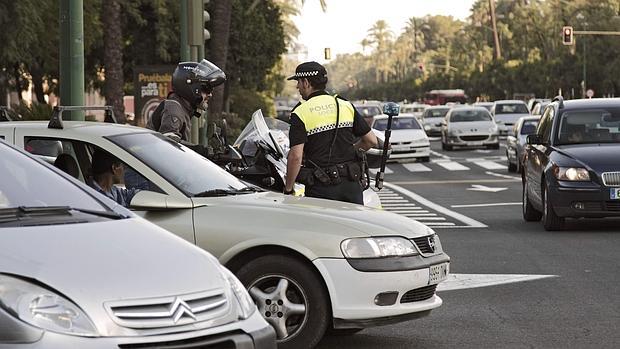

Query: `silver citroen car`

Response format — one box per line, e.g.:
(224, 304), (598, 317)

(0, 141), (275, 348)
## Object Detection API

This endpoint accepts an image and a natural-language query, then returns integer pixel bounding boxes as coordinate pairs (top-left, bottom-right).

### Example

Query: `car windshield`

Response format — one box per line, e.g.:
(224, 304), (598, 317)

(373, 117), (421, 131)
(401, 106), (425, 113)
(356, 106), (382, 117)
(423, 108), (450, 118)
(520, 120), (539, 135)
(0, 143), (107, 212)
(495, 103), (529, 114)
(109, 133), (249, 196)
(449, 110), (492, 122)
(557, 109), (620, 145)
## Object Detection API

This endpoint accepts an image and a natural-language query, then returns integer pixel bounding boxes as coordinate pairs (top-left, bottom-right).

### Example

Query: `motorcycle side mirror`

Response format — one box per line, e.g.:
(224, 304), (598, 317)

(221, 118), (229, 146)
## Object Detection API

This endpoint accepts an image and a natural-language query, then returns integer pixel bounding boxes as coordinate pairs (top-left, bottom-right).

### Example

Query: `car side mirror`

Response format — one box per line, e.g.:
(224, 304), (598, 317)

(526, 134), (541, 145)
(130, 190), (193, 210)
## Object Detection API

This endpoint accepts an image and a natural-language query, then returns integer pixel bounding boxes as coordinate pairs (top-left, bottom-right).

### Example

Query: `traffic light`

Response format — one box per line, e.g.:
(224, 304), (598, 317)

(562, 26), (574, 45)
(188, 0), (210, 44)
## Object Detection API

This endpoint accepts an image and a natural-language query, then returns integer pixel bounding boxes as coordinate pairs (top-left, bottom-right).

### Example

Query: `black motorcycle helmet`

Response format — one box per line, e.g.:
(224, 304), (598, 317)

(172, 59), (226, 108)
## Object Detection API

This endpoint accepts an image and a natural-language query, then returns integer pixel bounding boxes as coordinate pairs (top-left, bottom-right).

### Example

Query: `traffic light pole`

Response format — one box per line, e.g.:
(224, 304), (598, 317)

(59, 0), (85, 121)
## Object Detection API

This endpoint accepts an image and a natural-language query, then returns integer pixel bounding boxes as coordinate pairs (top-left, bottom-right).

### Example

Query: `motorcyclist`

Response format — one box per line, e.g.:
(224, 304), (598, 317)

(147, 59), (226, 147)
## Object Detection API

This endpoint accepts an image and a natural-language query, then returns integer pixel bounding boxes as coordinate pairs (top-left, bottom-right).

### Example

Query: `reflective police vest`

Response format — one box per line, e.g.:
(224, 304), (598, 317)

(294, 95), (355, 136)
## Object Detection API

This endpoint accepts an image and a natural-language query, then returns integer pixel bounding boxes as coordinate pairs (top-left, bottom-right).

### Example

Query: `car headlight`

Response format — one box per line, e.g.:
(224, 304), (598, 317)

(0, 274), (98, 336)
(341, 237), (418, 258)
(424, 125), (431, 131)
(218, 266), (256, 319)
(554, 167), (590, 181)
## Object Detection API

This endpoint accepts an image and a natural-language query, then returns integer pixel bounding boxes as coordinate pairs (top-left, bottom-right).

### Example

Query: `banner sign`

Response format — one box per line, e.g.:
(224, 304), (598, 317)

(133, 65), (175, 126)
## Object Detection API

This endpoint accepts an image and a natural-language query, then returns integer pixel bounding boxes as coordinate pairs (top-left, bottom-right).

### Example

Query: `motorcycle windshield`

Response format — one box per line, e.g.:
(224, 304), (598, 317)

(234, 109), (287, 157)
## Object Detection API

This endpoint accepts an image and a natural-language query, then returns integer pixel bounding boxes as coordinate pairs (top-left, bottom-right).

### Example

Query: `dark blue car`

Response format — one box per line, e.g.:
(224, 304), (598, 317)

(522, 97), (620, 230)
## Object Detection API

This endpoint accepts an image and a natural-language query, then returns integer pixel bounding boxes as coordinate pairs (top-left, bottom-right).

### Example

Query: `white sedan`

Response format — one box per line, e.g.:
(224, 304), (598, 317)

(441, 106), (500, 150)
(0, 118), (450, 349)
(372, 114), (431, 162)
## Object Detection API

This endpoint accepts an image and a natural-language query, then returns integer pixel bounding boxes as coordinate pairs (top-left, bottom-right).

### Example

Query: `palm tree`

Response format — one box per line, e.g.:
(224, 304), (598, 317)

(207, 0), (233, 117)
(365, 20), (394, 82)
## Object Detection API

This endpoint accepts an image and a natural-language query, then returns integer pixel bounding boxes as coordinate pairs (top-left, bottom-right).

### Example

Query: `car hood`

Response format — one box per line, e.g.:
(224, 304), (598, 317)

(0, 217), (226, 333)
(389, 129), (429, 143)
(449, 121), (494, 132)
(194, 191), (434, 240)
(495, 113), (530, 124)
(555, 143), (620, 172)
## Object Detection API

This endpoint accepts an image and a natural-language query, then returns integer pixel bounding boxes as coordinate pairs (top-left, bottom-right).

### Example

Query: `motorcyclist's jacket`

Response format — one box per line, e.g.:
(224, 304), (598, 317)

(147, 93), (193, 142)
(289, 91), (371, 168)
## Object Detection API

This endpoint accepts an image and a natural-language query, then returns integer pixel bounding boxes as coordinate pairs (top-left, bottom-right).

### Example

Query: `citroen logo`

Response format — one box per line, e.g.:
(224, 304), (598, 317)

(427, 235), (436, 253)
(170, 297), (197, 324)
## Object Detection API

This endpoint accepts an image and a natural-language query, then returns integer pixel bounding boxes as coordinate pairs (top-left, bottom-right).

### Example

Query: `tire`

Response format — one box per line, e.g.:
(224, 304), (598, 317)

(420, 156), (430, 162)
(508, 161), (517, 172)
(542, 182), (564, 231)
(523, 180), (542, 221)
(236, 255), (329, 349)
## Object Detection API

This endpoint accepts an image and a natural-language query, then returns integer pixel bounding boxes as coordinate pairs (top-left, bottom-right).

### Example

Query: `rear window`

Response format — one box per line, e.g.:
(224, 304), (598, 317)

(423, 108), (450, 118)
(495, 103), (529, 114)
(520, 120), (539, 135)
(373, 117), (421, 131)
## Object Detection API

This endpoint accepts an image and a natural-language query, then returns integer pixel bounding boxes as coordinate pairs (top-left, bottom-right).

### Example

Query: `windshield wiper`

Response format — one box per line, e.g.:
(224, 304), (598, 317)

(194, 186), (263, 197)
(0, 206), (124, 221)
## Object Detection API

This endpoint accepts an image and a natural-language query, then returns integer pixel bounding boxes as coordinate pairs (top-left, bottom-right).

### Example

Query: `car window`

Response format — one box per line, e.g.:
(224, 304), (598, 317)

(0, 143), (107, 212)
(373, 117), (421, 131)
(541, 107), (555, 142)
(557, 109), (620, 145)
(520, 120), (539, 135)
(496, 103), (529, 114)
(108, 133), (249, 196)
(423, 108), (450, 118)
(449, 110), (492, 122)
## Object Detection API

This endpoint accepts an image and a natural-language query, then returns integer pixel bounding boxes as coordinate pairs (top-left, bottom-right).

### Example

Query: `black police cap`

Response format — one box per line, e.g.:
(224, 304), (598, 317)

(287, 61), (328, 81)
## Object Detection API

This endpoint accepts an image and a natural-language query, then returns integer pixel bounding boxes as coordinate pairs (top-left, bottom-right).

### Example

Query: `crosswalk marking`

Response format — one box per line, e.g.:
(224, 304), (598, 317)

(413, 217), (447, 221)
(381, 203), (419, 207)
(380, 199), (409, 203)
(424, 222), (457, 226)
(402, 163), (432, 172)
(398, 213), (437, 216)
(436, 161), (470, 171)
(388, 210), (430, 214)
(471, 160), (506, 170)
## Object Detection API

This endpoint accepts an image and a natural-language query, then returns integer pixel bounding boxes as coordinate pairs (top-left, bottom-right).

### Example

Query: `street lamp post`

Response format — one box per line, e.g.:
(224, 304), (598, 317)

(576, 13), (587, 98)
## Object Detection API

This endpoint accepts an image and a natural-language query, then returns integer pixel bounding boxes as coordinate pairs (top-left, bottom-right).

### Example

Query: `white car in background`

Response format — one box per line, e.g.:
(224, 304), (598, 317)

(400, 103), (429, 119)
(372, 114), (430, 162)
(441, 106), (499, 150)
(421, 105), (452, 137)
(491, 100), (531, 136)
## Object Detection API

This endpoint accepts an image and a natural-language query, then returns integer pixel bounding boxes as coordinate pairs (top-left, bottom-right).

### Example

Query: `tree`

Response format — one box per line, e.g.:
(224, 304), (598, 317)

(102, 0), (125, 123)
(206, 0), (233, 118)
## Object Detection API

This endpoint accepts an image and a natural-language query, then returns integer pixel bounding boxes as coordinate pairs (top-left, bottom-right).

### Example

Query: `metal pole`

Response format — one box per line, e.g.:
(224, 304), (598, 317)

(583, 36), (587, 98)
(180, 0), (190, 61)
(59, 0), (85, 121)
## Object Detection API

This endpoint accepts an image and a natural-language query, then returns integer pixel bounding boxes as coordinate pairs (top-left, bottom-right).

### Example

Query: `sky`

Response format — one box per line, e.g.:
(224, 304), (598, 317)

(292, 0), (477, 63)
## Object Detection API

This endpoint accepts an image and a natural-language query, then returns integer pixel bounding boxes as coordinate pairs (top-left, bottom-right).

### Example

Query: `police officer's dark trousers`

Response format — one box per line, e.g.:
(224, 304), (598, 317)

(305, 180), (364, 205)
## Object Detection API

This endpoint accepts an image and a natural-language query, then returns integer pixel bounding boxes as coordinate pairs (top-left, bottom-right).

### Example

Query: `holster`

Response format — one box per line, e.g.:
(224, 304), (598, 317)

(297, 167), (315, 186)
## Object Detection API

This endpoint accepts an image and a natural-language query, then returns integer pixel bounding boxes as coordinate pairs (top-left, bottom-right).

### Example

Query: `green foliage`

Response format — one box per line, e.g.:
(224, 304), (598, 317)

(11, 101), (53, 120)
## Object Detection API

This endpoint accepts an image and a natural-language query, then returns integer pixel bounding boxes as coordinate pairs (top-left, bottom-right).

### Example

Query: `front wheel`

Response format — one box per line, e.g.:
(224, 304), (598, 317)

(236, 255), (329, 349)
(542, 183), (564, 231)
(419, 156), (430, 163)
(523, 180), (542, 221)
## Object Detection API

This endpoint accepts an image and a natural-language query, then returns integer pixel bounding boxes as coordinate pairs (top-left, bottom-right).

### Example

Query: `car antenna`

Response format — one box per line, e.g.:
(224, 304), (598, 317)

(375, 102), (399, 190)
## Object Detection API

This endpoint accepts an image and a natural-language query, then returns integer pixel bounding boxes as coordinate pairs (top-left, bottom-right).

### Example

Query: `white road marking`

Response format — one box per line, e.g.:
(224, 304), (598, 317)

(370, 167), (394, 174)
(388, 210), (430, 214)
(451, 202), (522, 208)
(467, 184), (508, 193)
(384, 182), (488, 228)
(414, 217), (447, 221)
(485, 171), (521, 180)
(402, 163), (432, 172)
(380, 203), (419, 207)
(430, 150), (451, 159)
(424, 222), (457, 226)
(436, 161), (470, 171)
(437, 274), (558, 292)
(380, 199), (409, 203)
(471, 160), (505, 170)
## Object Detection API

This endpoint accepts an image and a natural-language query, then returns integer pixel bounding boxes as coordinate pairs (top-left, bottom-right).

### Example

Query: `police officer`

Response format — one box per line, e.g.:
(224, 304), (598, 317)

(147, 59), (226, 144)
(284, 61), (378, 204)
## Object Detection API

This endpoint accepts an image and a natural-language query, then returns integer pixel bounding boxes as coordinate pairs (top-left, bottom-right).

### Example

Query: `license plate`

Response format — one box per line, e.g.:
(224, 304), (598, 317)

(611, 188), (620, 200)
(429, 263), (449, 285)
